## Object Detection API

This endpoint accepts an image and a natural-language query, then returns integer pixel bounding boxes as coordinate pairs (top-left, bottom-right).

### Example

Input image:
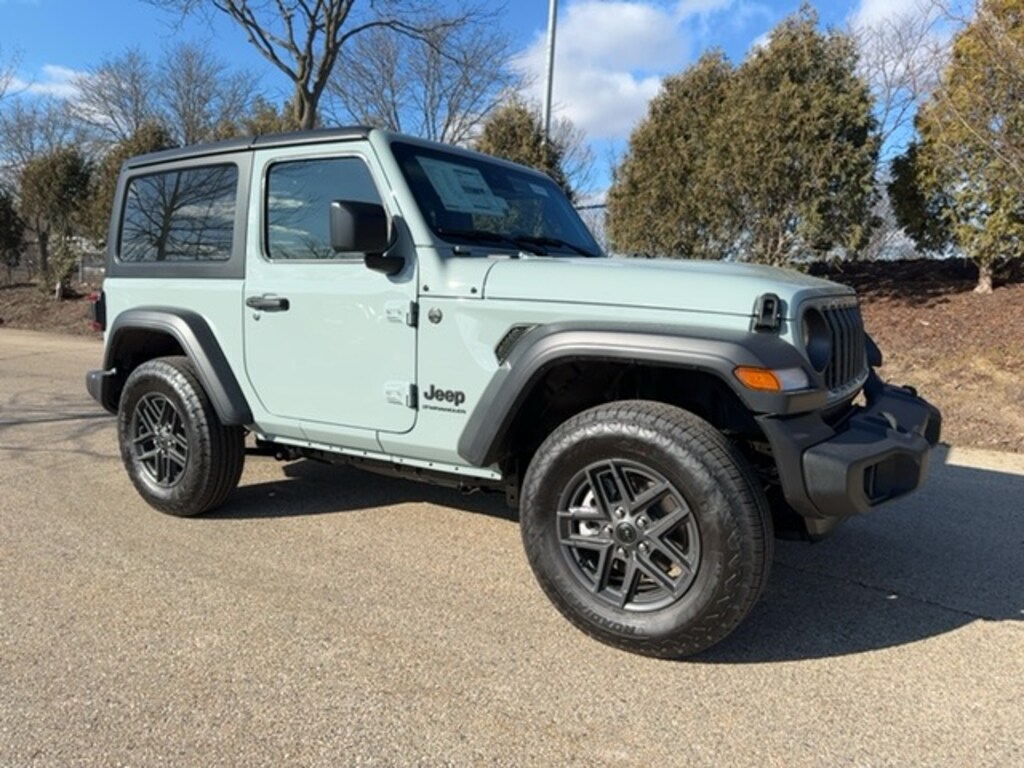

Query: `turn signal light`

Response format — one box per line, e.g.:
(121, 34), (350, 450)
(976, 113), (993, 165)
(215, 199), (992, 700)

(734, 367), (782, 392)
(734, 366), (810, 393)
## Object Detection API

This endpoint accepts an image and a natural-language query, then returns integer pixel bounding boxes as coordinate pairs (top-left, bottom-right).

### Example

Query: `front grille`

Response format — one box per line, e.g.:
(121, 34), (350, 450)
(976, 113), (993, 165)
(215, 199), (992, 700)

(818, 300), (868, 395)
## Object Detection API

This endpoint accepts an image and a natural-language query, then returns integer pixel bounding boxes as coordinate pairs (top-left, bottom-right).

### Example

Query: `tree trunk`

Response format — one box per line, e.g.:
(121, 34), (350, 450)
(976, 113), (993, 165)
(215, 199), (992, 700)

(37, 229), (50, 275)
(294, 89), (317, 130)
(974, 261), (994, 294)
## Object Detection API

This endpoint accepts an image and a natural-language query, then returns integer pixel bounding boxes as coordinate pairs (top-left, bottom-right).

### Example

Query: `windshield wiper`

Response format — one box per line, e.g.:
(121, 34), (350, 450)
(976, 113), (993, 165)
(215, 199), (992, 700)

(436, 227), (547, 255)
(510, 234), (600, 258)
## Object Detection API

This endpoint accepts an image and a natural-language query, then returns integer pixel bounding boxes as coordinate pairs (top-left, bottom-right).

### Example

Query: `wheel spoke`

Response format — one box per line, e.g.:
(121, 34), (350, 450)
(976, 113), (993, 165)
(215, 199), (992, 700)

(645, 502), (691, 539)
(166, 447), (188, 470)
(558, 504), (607, 523)
(650, 537), (696, 577)
(563, 530), (613, 549)
(171, 431), (189, 451)
(635, 551), (679, 592)
(154, 396), (173, 426)
(137, 447), (161, 462)
(629, 481), (672, 516)
(137, 400), (161, 436)
(593, 545), (617, 594)
(617, 558), (640, 608)
(586, 461), (632, 515)
(560, 539), (617, 596)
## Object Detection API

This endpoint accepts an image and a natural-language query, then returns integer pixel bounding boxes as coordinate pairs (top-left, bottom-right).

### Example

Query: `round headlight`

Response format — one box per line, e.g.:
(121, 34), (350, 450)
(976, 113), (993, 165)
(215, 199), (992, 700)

(802, 308), (832, 373)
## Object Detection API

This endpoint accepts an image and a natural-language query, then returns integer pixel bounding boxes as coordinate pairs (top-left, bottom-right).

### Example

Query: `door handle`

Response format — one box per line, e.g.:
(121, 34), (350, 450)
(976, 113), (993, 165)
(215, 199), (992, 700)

(246, 295), (290, 312)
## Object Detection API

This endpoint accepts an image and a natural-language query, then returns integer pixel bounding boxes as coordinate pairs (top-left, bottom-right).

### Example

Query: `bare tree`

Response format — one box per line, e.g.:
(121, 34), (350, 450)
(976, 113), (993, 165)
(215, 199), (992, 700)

(849, 1), (953, 262)
(0, 46), (18, 105)
(327, 9), (522, 144)
(158, 41), (258, 144)
(0, 98), (81, 185)
(145, 0), (477, 130)
(69, 44), (258, 148)
(550, 114), (595, 202)
(72, 48), (159, 143)
(853, 2), (947, 160)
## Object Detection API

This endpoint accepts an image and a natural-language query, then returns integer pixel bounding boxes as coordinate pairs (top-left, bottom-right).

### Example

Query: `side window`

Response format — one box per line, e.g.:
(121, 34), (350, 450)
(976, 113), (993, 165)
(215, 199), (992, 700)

(265, 156), (383, 260)
(119, 164), (238, 263)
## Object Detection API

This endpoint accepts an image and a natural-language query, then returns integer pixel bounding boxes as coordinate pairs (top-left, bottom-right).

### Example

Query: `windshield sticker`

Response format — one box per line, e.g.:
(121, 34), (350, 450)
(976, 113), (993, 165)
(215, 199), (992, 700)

(418, 157), (509, 216)
(529, 183), (549, 197)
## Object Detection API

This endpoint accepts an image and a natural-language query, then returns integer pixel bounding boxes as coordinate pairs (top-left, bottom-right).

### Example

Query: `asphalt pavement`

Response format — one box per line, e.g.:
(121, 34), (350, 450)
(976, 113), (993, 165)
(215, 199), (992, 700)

(1, 328), (1022, 766)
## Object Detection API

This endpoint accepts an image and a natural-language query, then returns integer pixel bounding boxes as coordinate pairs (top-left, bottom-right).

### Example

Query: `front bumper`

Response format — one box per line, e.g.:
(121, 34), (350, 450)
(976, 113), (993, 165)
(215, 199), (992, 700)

(758, 373), (942, 519)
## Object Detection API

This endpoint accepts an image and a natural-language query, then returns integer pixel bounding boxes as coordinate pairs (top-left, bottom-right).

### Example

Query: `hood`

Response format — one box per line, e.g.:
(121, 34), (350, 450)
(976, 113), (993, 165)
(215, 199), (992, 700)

(481, 257), (851, 318)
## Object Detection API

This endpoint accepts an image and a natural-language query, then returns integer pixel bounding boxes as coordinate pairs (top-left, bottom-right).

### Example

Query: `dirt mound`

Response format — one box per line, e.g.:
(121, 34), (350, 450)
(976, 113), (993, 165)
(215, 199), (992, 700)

(818, 259), (1024, 452)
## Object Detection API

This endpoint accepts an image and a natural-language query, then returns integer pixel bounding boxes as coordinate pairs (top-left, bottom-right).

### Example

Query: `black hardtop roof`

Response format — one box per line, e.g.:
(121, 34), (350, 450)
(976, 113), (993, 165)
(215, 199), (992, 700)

(124, 126), (373, 169)
(121, 125), (558, 185)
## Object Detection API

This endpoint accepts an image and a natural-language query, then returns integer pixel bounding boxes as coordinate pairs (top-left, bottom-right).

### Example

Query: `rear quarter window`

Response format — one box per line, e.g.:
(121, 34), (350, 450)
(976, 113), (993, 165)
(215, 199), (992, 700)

(118, 164), (239, 263)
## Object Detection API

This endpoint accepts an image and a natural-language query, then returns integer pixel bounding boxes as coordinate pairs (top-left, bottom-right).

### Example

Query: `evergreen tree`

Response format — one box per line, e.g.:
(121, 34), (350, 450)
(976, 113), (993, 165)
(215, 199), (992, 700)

(473, 99), (575, 201)
(887, 142), (953, 255)
(18, 146), (92, 279)
(607, 52), (732, 258)
(609, 7), (879, 265)
(238, 97), (304, 136)
(0, 188), (25, 282)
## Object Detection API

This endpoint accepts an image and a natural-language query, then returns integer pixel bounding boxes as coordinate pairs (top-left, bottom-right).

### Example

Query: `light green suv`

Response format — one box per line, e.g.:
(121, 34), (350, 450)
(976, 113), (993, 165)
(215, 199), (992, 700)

(88, 127), (941, 658)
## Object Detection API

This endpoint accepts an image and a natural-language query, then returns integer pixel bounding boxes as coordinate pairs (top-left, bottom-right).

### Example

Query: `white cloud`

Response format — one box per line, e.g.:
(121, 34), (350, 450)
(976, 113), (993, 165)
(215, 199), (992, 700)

(749, 30), (771, 53)
(10, 64), (82, 99)
(515, 0), (742, 141)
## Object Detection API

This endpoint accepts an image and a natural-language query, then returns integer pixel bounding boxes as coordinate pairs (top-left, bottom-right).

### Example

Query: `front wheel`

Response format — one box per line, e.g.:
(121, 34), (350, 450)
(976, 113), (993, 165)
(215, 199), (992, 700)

(520, 401), (772, 658)
(117, 356), (245, 517)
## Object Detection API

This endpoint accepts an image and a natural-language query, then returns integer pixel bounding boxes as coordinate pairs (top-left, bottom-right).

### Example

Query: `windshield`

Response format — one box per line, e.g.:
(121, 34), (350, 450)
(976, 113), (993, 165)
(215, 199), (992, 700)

(391, 141), (602, 258)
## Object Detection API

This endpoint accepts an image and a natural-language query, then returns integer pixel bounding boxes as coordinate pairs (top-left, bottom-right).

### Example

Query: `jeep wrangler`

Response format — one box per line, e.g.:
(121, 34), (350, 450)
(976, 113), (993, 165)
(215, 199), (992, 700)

(87, 128), (941, 658)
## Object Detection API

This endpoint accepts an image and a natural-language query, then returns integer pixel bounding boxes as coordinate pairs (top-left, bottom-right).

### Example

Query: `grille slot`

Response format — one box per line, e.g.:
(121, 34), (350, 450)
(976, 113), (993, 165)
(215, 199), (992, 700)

(819, 302), (867, 393)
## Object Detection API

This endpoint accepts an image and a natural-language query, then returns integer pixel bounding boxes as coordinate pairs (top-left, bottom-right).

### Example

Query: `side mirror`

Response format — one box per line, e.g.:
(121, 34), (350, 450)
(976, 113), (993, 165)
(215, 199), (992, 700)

(330, 200), (404, 276)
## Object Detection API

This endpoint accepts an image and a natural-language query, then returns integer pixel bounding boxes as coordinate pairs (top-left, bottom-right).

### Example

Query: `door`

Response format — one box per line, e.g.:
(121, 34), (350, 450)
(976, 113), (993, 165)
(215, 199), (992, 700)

(243, 149), (417, 436)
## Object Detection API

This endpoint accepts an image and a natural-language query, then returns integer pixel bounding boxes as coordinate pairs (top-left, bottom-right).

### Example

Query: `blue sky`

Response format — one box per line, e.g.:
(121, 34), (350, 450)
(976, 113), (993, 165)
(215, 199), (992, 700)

(1, 0), (928, 186)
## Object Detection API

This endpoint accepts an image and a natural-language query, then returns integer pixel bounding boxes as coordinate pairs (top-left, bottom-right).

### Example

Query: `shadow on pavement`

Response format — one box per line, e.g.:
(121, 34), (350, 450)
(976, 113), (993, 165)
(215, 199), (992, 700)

(213, 447), (1022, 663)
(213, 457), (516, 522)
(703, 448), (1024, 663)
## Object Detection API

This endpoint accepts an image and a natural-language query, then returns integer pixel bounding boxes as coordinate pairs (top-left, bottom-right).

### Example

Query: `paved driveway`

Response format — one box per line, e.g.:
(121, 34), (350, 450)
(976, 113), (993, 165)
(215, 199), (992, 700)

(1, 328), (1021, 766)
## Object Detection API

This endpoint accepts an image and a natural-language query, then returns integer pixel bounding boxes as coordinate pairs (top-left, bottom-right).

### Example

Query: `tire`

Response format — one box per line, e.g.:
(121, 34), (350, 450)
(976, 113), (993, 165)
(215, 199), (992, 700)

(117, 356), (245, 517)
(520, 400), (772, 659)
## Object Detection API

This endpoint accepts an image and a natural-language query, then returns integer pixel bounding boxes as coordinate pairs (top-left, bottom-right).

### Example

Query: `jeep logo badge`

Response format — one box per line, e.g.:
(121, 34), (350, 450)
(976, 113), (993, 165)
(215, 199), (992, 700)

(423, 385), (466, 408)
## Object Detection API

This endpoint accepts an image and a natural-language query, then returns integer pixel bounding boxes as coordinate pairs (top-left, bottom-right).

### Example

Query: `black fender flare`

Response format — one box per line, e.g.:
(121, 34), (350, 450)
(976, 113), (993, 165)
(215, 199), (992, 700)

(93, 307), (253, 425)
(456, 322), (824, 467)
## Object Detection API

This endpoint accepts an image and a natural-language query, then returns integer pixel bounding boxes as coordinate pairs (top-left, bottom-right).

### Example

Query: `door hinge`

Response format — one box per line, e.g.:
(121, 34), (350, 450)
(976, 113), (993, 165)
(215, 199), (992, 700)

(385, 381), (418, 409)
(385, 300), (418, 328)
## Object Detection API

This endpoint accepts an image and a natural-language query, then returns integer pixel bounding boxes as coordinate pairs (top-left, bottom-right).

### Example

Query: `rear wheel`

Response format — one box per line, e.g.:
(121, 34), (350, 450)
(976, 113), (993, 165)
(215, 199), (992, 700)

(520, 400), (772, 658)
(117, 356), (244, 517)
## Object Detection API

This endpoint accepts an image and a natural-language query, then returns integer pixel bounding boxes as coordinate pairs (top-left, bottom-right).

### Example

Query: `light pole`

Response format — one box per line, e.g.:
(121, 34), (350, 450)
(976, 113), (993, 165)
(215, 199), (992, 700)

(542, 0), (558, 148)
